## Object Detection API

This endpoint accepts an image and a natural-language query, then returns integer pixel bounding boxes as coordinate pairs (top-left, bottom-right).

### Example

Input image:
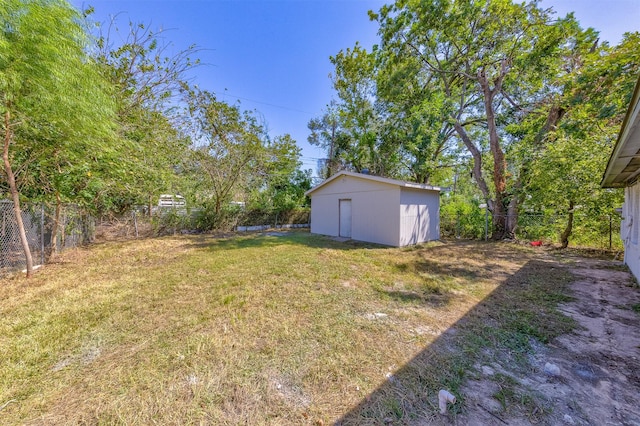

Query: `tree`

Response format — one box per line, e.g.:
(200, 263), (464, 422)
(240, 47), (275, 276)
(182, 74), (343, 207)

(251, 134), (311, 212)
(523, 33), (640, 247)
(186, 89), (268, 214)
(320, 35), (461, 185)
(329, 44), (402, 176)
(375, 48), (460, 184)
(372, 0), (578, 239)
(307, 101), (350, 178)
(0, 0), (115, 276)
(93, 16), (199, 216)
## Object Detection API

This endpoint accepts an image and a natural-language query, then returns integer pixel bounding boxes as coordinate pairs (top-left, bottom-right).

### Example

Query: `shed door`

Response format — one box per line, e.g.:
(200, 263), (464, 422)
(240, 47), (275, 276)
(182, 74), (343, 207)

(339, 199), (352, 238)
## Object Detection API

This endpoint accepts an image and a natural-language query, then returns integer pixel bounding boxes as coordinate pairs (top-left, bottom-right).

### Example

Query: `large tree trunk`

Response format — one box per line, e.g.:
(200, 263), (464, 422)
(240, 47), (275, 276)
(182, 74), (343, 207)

(2, 109), (34, 277)
(453, 120), (514, 239)
(560, 200), (574, 249)
(506, 194), (519, 239)
(453, 122), (492, 206)
(478, 64), (513, 240)
(492, 198), (509, 240)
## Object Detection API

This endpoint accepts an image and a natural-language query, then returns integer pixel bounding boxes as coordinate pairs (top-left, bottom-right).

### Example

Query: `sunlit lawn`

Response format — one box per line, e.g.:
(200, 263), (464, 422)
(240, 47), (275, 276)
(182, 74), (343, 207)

(0, 231), (573, 424)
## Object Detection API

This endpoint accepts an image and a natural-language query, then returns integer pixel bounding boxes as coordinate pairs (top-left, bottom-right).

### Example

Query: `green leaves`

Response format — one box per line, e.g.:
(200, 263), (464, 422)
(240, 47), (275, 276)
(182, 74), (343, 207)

(523, 33), (640, 226)
(0, 0), (120, 275)
(328, 0), (633, 242)
(1, 0), (117, 202)
(185, 89), (306, 215)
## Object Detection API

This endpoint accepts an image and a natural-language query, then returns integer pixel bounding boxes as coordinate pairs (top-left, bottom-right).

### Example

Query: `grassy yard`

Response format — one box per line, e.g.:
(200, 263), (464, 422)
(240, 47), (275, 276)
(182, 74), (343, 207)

(0, 231), (576, 425)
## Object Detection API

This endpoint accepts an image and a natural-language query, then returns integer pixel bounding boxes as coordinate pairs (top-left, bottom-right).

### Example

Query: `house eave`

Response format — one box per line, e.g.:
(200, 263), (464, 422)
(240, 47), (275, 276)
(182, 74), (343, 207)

(602, 74), (640, 188)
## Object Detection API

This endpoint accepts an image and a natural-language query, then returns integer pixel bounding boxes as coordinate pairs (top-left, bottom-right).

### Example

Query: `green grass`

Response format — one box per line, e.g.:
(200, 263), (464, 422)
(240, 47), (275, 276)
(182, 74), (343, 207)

(0, 233), (578, 425)
(491, 372), (550, 421)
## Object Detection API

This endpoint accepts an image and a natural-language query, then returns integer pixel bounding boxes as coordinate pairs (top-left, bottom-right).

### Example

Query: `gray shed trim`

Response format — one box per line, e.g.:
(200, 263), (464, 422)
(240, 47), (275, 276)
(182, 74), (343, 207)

(305, 171), (441, 196)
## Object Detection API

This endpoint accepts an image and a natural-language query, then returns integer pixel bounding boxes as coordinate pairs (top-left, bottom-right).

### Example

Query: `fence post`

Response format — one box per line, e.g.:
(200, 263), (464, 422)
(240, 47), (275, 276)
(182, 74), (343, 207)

(133, 210), (138, 238)
(484, 208), (489, 241)
(609, 214), (613, 250)
(40, 205), (45, 265)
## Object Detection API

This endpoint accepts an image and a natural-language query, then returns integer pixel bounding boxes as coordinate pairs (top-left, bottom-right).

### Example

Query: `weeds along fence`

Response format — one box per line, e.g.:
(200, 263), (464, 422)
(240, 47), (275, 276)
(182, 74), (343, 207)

(0, 201), (93, 276)
(151, 206), (310, 235)
(98, 206), (311, 238)
(236, 208), (310, 231)
(441, 209), (623, 250)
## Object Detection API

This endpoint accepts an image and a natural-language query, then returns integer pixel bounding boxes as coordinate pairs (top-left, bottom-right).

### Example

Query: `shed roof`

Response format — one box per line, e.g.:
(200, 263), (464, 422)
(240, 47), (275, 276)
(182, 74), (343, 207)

(305, 171), (441, 196)
(602, 74), (640, 188)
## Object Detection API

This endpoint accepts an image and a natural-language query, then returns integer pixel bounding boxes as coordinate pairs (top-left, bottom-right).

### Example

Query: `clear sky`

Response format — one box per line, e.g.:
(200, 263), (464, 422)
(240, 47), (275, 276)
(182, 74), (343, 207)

(72, 0), (640, 175)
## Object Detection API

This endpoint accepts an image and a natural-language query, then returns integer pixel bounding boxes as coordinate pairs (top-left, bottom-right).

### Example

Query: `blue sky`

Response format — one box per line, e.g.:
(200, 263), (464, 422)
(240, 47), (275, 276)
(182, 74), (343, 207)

(72, 0), (640, 175)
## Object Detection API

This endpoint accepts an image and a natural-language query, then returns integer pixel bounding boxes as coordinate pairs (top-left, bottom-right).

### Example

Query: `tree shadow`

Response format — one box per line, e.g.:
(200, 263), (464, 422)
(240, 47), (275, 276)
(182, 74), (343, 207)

(380, 288), (454, 308)
(394, 259), (484, 281)
(396, 240), (540, 282)
(178, 230), (392, 252)
(335, 258), (576, 425)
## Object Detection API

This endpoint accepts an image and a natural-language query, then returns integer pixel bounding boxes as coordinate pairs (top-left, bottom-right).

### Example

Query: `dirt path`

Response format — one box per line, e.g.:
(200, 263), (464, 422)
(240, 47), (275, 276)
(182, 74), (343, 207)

(457, 257), (640, 426)
(550, 259), (640, 425)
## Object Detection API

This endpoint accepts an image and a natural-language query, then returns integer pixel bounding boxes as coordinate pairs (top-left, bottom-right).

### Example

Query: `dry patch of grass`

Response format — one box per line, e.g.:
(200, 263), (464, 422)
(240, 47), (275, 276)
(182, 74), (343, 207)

(0, 233), (574, 425)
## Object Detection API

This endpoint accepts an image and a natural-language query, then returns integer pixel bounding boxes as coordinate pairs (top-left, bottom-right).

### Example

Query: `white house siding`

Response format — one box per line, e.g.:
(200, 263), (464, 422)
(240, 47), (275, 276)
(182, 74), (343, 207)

(399, 188), (440, 246)
(622, 183), (640, 280)
(309, 175), (401, 246)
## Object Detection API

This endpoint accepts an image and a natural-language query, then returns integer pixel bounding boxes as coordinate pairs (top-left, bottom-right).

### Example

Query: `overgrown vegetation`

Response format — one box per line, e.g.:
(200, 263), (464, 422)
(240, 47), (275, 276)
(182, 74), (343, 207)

(440, 205), (624, 250)
(313, 0), (637, 245)
(2, 0), (636, 275)
(0, 1), (312, 276)
(0, 234), (580, 424)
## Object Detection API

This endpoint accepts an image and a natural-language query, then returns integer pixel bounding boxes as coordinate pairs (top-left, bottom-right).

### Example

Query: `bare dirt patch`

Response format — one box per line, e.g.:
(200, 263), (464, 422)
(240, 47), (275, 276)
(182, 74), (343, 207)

(456, 256), (640, 426)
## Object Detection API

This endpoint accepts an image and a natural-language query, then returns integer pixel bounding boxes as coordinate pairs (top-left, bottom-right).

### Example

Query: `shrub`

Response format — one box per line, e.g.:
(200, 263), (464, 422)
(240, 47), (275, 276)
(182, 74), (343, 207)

(194, 202), (242, 232)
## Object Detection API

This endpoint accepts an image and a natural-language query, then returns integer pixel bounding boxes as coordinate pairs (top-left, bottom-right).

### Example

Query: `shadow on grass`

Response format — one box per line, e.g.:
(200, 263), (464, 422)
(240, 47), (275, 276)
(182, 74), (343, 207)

(336, 258), (576, 425)
(179, 230), (392, 252)
(176, 232), (574, 422)
(394, 259), (484, 281)
(381, 288), (454, 308)
(396, 240), (540, 282)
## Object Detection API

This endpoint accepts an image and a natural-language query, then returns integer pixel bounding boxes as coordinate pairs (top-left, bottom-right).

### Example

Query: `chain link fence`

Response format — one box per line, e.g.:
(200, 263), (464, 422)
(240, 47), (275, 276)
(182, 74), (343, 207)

(516, 213), (622, 250)
(0, 200), (94, 276)
(441, 208), (623, 251)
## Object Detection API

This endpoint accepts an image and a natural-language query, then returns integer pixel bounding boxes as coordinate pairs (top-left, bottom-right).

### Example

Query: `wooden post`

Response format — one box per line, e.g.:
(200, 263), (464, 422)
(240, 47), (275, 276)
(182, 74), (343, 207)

(609, 214), (613, 250)
(40, 205), (45, 265)
(133, 210), (139, 238)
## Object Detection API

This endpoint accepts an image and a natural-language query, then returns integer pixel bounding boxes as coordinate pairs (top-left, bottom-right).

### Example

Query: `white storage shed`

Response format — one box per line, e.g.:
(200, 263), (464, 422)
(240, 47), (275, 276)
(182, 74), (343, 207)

(305, 171), (441, 247)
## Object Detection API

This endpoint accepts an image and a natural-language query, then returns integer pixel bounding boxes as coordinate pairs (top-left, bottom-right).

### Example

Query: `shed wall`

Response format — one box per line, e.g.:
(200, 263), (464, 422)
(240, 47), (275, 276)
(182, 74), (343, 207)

(309, 176), (400, 246)
(398, 188), (440, 246)
(623, 183), (640, 281)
